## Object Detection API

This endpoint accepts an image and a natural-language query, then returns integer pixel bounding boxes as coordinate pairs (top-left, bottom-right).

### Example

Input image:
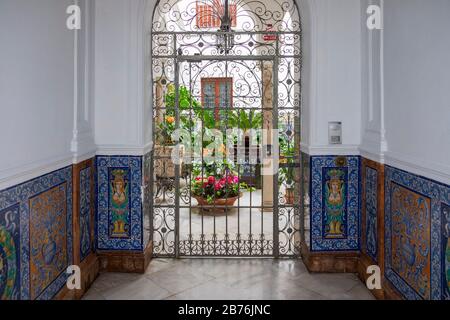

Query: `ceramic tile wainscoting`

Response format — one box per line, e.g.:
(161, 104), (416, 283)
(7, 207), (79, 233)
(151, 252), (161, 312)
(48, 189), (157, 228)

(95, 155), (152, 273)
(383, 165), (450, 300)
(0, 154), (152, 300)
(0, 166), (73, 300)
(358, 158), (385, 299)
(300, 154), (361, 274)
(0, 159), (98, 300)
(358, 159), (450, 301)
(301, 154), (450, 300)
(72, 159), (100, 299)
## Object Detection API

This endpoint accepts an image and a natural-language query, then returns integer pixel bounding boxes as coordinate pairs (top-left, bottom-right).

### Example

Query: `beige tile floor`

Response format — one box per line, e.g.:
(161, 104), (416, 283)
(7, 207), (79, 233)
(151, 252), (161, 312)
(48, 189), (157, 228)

(82, 258), (375, 300)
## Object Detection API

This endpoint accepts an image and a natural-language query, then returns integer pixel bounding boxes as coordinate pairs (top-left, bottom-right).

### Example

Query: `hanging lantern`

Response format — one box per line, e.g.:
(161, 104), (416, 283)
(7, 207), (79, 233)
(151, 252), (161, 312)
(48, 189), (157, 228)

(216, 0), (235, 54)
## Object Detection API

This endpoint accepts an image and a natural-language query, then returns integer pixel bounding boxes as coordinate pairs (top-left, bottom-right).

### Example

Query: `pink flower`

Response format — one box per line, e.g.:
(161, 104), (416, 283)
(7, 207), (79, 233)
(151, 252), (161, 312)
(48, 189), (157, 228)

(233, 176), (239, 183)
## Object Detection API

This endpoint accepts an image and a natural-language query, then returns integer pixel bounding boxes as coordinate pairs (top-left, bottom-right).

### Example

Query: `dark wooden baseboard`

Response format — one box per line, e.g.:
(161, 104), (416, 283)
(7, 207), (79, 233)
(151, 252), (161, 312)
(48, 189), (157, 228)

(300, 242), (360, 273)
(381, 280), (403, 300)
(97, 242), (153, 273)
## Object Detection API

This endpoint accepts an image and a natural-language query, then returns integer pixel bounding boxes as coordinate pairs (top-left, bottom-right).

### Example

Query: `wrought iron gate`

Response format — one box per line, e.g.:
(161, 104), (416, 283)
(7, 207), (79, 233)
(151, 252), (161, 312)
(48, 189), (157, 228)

(150, 0), (302, 257)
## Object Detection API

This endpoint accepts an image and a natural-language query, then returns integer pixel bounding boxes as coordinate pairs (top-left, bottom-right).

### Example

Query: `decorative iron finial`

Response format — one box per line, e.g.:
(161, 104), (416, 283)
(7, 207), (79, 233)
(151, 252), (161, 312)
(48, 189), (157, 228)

(217, 0), (234, 53)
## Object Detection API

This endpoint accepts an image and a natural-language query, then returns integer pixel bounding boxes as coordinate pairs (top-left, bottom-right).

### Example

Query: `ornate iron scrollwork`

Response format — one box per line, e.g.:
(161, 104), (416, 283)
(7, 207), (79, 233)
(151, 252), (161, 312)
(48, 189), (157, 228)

(151, 0), (302, 257)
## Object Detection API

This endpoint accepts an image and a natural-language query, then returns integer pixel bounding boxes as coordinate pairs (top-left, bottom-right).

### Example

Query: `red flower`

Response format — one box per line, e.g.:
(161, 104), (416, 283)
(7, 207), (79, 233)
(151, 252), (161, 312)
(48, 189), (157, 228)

(208, 176), (215, 184)
(214, 182), (223, 191)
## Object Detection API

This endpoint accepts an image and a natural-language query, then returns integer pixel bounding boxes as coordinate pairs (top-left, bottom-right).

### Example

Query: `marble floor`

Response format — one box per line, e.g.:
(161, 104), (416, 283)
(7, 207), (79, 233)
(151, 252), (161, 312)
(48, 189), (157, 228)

(82, 258), (375, 300)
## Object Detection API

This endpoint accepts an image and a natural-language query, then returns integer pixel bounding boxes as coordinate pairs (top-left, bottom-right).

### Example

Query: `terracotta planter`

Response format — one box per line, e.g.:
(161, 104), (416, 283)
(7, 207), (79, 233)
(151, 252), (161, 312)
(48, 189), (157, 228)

(285, 188), (295, 205)
(154, 144), (184, 178)
(193, 193), (242, 213)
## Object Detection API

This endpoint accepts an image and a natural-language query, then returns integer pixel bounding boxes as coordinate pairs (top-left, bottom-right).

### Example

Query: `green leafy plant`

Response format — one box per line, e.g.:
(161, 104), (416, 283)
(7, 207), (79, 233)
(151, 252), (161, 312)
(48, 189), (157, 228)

(226, 109), (263, 133)
(156, 115), (176, 145)
(279, 164), (295, 188)
(278, 131), (296, 188)
(157, 85), (203, 144)
(165, 85), (201, 114)
(279, 135), (295, 158)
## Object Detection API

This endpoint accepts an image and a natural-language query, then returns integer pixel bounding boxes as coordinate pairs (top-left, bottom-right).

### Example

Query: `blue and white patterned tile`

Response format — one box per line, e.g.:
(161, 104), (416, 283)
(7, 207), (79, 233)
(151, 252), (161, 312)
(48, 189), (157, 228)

(385, 165), (450, 300)
(142, 151), (152, 249)
(0, 166), (72, 300)
(80, 166), (92, 261)
(365, 166), (378, 262)
(310, 156), (360, 251)
(441, 203), (450, 300)
(96, 156), (143, 251)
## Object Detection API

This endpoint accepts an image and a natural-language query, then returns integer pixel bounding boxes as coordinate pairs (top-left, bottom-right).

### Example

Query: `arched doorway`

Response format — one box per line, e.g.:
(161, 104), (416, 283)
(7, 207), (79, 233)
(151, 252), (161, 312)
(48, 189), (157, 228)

(150, 0), (302, 257)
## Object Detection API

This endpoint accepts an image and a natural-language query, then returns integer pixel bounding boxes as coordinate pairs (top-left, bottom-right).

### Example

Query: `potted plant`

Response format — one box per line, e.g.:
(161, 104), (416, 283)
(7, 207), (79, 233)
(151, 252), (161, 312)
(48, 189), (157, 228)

(279, 129), (295, 204)
(154, 114), (180, 180)
(191, 165), (254, 212)
(157, 84), (202, 144)
(279, 162), (296, 205)
(226, 109), (263, 188)
(155, 85), (202, 179)
(156, 114), (176, 145)
(279, 133), (295, 163)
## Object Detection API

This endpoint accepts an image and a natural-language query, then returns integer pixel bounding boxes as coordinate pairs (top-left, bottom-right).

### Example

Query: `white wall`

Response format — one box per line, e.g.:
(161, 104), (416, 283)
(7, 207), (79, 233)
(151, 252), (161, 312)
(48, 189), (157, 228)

(94, 0), (152, 155)
(383, 0), (450, 184)
(301, 0), (362, 155)
(72, 0), (97, 161)
(94, 0), (129, 149)
(0, 0), (96, 190)
(0, 0), (75, 189)
(360, 0), (386, 162)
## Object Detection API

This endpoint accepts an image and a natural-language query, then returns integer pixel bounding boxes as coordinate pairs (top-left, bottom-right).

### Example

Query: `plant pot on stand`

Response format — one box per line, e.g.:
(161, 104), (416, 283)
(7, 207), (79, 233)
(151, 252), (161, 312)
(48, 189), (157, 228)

(284, 187), (295, 205)
(193, 193), (243, 214)
(154, 144), (184, 202)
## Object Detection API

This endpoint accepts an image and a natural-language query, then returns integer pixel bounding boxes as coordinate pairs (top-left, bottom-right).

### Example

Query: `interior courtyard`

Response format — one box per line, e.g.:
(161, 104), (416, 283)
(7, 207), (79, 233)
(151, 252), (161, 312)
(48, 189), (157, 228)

(0, 0), (449, 301)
